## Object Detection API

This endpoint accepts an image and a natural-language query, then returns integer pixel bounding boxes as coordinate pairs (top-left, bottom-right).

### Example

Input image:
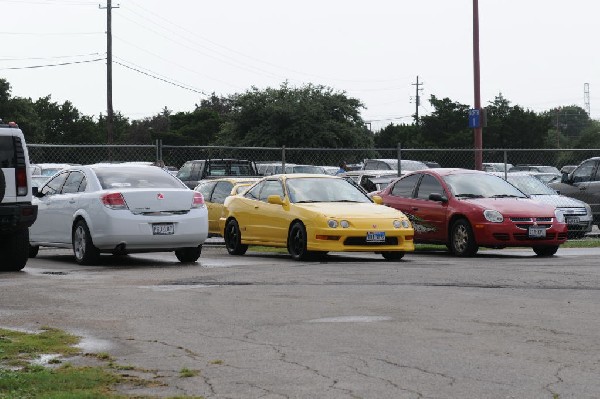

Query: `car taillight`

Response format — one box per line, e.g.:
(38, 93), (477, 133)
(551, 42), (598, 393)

(101, 192), (128, 209)
(192, 191), (205, 208)
(16, 167), (28, 196)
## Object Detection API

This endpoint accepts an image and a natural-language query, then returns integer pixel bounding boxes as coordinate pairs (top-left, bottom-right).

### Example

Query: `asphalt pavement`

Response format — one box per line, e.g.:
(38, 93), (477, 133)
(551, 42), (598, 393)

(2, 246), (600, 398)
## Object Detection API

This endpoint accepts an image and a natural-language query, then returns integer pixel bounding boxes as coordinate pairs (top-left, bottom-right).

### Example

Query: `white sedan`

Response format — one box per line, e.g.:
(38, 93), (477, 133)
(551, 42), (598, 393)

(29, 164), (208, 265)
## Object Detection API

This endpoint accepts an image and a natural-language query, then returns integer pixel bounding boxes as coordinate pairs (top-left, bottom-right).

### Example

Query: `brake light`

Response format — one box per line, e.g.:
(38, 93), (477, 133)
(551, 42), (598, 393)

(16, 167), (28, 196)
(192, 191), (205, 208)
(101, 192), (128, 209)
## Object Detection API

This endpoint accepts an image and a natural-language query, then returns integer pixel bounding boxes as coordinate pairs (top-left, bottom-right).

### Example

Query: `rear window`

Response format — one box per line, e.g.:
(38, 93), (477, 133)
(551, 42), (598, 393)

(0, 136), (15, 168)
(94, 166), (186, 189)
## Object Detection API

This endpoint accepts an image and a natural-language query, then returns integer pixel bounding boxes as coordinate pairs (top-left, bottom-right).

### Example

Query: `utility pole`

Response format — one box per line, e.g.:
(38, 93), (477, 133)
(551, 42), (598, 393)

(584, 83), (591, 117)
(99, 1), (119, 145)
(472, 0), (483, 170)
(411, 76), (423, 124)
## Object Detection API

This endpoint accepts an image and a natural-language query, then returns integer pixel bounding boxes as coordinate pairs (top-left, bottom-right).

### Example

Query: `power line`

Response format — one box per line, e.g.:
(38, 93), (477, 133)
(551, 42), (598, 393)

(0, 52), (103, 61)
(0, 57), (104, 70)
(113, 60), (208, 96)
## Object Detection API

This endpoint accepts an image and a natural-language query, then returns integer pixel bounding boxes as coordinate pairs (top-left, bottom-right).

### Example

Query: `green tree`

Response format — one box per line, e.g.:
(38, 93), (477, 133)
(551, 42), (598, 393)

(374, 123), (423, 148)
(420, 95), (472, 148)
(217, 82), (372, 148)
(484, 94), (551, 149)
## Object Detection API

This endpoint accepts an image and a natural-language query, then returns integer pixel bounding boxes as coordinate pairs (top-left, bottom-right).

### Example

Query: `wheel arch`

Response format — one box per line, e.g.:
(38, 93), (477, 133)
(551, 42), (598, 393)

(447, 213), (470, 242)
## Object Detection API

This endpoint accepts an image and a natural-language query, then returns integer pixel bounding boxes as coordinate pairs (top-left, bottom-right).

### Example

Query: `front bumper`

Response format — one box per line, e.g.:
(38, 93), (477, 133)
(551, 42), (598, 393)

(306, 226), (415, 253)
(472, 219), (568, 247)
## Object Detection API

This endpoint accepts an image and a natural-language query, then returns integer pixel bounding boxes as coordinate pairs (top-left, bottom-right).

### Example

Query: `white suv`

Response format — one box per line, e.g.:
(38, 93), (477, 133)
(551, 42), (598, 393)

(0, 119), (37, 271)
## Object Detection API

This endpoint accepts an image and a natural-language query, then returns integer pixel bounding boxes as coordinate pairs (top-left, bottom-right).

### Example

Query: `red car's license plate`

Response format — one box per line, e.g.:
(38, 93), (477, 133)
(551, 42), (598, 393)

(528, 226), (546, 238)
(153, 223), (174, 235)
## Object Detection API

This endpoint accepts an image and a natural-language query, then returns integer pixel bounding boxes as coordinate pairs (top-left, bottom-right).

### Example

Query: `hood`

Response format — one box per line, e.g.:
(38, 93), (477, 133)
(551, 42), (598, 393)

(461, 197), (557, 217)
(529, 194), (589, 209)
(296, 202), (406, 219)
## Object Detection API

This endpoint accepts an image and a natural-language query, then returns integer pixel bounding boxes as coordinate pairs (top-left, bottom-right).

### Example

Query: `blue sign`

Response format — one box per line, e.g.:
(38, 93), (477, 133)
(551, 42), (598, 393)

(468, 109), (480, 128)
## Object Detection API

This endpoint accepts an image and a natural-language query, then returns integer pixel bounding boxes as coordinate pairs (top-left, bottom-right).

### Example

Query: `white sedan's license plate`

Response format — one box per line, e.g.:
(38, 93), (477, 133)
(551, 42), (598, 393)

(565, 216), (580, 224)
(528, 226), (546, 238)
(367, 231), (386, 242)
(153, 223), (174, 235)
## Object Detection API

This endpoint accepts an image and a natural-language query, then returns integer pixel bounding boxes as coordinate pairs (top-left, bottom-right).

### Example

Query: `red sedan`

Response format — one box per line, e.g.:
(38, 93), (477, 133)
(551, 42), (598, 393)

(375, 168), (568, 256)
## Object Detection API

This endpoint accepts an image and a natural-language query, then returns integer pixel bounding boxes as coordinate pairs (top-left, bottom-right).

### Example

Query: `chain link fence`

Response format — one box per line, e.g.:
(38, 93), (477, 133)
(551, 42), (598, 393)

(27, 142), (600, 172)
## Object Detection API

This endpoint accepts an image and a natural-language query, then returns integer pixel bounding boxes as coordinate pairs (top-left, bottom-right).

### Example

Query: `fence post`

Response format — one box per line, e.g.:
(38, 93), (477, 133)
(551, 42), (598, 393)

(503, 149), (508, 178)
(282, 145), (286, 171)
(397, 142), (402, 176)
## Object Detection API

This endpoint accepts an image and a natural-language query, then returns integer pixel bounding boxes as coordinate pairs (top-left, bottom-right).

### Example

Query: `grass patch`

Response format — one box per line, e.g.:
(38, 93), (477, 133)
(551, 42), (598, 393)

(249, 246), (288, 253)
(179, 367), (199, 378)
(0, 327), (204, 398)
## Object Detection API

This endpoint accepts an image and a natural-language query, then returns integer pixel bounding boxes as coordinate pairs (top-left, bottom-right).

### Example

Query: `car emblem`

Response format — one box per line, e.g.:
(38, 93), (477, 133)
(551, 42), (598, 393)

(372, 224), (377, 228)
(157, 193), (164, 200)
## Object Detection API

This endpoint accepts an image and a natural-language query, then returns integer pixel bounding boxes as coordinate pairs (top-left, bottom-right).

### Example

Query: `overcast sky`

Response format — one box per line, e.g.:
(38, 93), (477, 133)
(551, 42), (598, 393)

(1, 0), (598, 131)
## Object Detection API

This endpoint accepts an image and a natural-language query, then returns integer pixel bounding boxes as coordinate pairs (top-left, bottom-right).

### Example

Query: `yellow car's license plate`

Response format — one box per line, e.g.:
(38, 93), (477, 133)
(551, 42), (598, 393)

(366, 231), (385, 242)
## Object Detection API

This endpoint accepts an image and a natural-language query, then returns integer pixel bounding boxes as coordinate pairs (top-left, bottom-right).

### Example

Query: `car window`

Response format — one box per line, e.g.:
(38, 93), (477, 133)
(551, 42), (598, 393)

(245, 181), (264, 200)
(259, 179), (284, 201)
(286, 177), (371, 203)
(95, 167), (185, 189)
(212, 181), (234, 204)
(572, 161), (596, 183)
(61, 171), (85, 194)
(391, 174), (420, 197)
(176, 162), (195, 180)
(0, 137), (15, 168)
(416, 174), (444, 200)
(41, 172), (69, 196)
(195, 181), (217, 201)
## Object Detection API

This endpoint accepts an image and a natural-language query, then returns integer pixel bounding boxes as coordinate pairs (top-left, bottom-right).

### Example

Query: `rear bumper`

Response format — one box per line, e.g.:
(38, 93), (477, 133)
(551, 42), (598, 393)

(0, 203), (38, 231)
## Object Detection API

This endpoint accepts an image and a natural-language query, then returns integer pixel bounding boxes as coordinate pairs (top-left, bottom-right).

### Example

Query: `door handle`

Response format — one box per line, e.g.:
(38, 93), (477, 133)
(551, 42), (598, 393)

(69, 200), (76, 204)
(579, 186), (587, 191)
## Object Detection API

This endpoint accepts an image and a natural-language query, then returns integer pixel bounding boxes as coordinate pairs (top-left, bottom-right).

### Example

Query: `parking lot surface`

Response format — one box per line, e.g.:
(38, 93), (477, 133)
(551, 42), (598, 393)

(2, 246), (600, 398)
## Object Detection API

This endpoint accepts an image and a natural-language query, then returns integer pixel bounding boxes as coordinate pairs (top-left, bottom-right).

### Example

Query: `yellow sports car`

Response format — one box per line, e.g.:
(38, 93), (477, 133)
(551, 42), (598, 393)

(194, 177), (260, 236)
(220, 174), (415, 260)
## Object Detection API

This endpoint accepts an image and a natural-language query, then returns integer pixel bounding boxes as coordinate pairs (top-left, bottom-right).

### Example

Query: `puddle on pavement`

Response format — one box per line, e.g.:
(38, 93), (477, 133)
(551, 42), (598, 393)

(77, 336), (113, 353)
(138, 284), (219, 291)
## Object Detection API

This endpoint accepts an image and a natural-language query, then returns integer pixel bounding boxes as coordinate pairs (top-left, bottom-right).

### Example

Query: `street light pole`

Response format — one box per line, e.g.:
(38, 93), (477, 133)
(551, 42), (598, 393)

(473, 0), (483, 170)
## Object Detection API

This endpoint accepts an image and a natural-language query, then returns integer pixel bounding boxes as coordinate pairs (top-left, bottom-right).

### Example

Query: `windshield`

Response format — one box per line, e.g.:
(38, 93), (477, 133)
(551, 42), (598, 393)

(443, 173), (527, 198)
(286, 177), (372, 203)
(506, 175), (556, 195)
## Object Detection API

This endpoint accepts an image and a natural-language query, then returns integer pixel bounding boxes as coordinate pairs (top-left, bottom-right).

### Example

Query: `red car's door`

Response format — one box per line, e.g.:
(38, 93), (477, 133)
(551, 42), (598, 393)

(411, 174), (449, 243)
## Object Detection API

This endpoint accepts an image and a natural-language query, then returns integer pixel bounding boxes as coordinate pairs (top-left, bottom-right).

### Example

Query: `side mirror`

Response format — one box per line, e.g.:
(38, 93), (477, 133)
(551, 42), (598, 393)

(267, 195), (284, 205)
(32, 186), (38, 196)
(371, 195), (384, 205)
(429, 193), (448, 202)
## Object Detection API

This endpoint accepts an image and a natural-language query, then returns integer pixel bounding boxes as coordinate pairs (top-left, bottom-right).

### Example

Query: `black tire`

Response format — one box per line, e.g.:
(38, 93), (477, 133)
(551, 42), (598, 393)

(288, 222), (311, 261)
(533, 245), (559, 257)
(381, 251), (405, 261)
(29, 244), (39, 258)
(450, 219), (478, 257)
(224, 219), (248, 255)
(72, 220), (100, 265)
(0, 228), (29, 271)
(175, 246), (202, 263)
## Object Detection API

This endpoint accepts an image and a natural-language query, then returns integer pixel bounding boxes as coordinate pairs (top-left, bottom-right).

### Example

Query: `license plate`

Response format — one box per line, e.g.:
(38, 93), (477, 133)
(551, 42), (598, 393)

(366, 231), (386, 242)
(528, 226), (546, 238)
(565, 216), (580, 224)
(153, 223), (174, 235)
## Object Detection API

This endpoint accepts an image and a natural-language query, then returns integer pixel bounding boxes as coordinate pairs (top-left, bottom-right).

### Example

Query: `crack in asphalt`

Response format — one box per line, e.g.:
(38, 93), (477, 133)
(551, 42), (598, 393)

(543, 364), (568, 398)
(376, 357), (457, 388)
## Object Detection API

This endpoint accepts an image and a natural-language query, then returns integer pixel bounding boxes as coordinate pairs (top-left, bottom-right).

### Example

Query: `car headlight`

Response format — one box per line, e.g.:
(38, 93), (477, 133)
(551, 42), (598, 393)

(585, 203), (592, 216)
(401, 220), (411, 228)
(483, 209), (504, 223)
(328, 219), (349, 228)
(554, 209), (565, 223)
(393, 220), (401, 228)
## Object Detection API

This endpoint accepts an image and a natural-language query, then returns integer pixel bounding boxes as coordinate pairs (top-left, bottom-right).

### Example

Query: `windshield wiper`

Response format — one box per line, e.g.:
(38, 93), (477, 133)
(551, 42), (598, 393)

(490, 194), (521, 198)
(455, 193), (484, 198)
(295, 200), (321, 203)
